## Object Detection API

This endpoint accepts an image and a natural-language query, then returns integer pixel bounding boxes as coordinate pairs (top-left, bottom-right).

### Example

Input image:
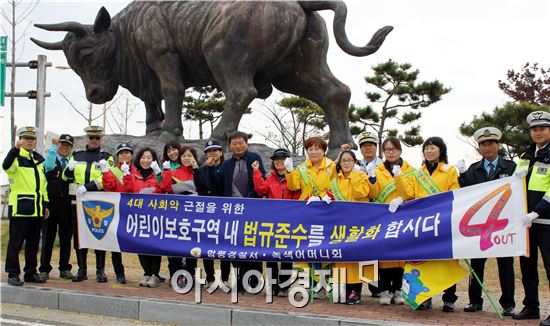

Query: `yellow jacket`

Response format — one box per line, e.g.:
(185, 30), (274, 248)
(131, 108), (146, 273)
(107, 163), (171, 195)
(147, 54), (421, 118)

(367, 160), (415, 269)
(332, 170), (369, 284)
(369, 160), (415, 203)
(395, 161), (460, 200)
(286, 157), (336, 200)
(332, 170), (370, 202)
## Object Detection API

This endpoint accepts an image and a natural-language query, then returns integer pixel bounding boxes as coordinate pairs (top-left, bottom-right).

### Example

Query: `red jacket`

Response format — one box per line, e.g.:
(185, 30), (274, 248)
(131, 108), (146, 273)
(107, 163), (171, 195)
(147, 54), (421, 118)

(123, 169), (159, 193)
(156, 165), (195, 194)
(103, 163), (138, 192)
(252, 170), (301, 200)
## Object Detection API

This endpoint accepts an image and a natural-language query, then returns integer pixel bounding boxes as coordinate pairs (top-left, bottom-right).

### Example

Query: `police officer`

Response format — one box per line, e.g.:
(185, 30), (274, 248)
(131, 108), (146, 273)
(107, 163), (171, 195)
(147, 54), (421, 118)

(457, 127), (516, 316)
(513, 111), (550, 326)
(3, 127), (49, 286)
(357, 131), (383, 169)
(63, 126), (113, 283)
(39, 134), (75, 281)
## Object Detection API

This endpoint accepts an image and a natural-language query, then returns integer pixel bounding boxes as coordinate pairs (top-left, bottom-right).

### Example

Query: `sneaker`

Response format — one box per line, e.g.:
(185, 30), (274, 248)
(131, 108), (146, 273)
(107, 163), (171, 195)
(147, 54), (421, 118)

(418, 299), (432, 310)
(59, 271), (74, 280)
(443, 301), (455, 313)
(314, 287), (327, 299)
(379, 290), (392, 305)
(146, 275), (161, 288)
(464, 303), (482, 312)
(139, 275), (150, 287)
(346, 290), (361, 305)
(116, 274), (127, 284)
(176, 275), (186, 289)
(278, 288), (288, 297)
(96, 270), (108, 283)
(206, 281), (214, 289)
(24, 273), (46, 283)
(39, 272), (49, 280)
(7, 276), (23, 286)
(392, 291), (405, 305)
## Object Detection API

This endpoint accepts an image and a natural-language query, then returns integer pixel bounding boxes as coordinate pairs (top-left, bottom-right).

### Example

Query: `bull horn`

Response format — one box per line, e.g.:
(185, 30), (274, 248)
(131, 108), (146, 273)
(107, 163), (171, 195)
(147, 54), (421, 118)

(30, 37), (64, 50)
(35, 22), (87, 37)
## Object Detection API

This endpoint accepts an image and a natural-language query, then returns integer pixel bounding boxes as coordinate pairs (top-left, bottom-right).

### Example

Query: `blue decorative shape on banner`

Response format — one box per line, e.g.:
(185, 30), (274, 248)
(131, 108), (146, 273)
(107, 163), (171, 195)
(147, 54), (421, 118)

(82, 200), (115, 240)
(116, 191), (454, 262)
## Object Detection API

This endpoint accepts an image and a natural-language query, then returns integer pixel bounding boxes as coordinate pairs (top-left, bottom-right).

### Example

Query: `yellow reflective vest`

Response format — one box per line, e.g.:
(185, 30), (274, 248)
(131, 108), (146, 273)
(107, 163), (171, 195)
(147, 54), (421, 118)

(62, 147), (113, 193)
(285, 157), (336, 200)
(2, 147), (49, 218)
(516, 143), (550, 228)
(395, 161), (460, 200)
(369, 160), (415, 203)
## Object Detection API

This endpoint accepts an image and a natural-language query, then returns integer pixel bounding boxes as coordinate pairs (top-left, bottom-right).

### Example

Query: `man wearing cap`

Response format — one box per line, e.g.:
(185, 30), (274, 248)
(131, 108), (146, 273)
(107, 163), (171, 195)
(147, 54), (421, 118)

(2, 127), (49, 286)
(62, 126), (114, 283)
(512, 111), (550, 325)
(356, 131), (383, 171)
(457, 127), (516, 316)
(39, 134), (75, 281)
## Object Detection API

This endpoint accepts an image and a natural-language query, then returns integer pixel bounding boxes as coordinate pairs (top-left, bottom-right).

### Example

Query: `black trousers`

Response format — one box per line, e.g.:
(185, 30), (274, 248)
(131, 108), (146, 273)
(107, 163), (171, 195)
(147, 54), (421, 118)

(5, 218), (42, 277)
(71, 203), (106, 273)
(468, 257), (515, 309)
(266, 261), (293, 291)
(138, 254), (161, 276)
(379, 267), (404, 293)
(520, 227), (550, 310)
(442, 284), (458, 303)
(168, 257), (184, 278)
(203, 259), (231, 283)
(233, 261), (263, 289)
(39, 196), (73, 273)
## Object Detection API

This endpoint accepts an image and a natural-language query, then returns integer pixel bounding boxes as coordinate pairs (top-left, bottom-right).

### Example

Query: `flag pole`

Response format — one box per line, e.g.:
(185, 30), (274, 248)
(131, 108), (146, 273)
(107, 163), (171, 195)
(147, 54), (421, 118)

(463, 259), (504, 320)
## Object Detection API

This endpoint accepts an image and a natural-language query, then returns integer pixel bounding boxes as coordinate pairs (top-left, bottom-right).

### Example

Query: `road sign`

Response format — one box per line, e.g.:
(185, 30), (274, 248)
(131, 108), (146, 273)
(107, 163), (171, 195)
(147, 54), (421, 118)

(0, 36), (6, 106)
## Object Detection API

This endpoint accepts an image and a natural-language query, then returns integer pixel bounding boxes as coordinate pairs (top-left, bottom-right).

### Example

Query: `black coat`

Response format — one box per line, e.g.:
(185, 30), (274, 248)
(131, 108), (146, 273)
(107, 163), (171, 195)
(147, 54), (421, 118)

(458, 156), (516, 187)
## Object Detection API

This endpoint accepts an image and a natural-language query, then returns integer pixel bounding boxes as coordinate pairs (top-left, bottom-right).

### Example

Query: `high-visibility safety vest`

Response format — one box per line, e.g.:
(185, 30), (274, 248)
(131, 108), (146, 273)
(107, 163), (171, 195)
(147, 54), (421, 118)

(516, 143), (550, 226)
(62, 147), (113, 194)
(2, 147), (49, 218)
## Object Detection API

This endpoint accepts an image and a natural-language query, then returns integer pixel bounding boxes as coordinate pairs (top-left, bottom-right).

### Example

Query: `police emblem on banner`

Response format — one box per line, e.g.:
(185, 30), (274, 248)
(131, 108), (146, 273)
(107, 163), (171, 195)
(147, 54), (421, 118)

(82, 201), (115, 240)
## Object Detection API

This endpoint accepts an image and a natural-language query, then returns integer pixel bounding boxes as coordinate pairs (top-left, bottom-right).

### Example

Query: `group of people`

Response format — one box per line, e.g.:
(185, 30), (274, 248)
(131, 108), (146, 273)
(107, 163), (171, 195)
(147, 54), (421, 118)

(3, 111), (550, 325)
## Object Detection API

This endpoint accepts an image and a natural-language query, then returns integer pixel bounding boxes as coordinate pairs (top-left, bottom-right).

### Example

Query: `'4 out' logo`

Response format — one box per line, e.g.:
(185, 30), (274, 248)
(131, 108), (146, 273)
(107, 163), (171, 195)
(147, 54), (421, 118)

(459, 183), (510, 251)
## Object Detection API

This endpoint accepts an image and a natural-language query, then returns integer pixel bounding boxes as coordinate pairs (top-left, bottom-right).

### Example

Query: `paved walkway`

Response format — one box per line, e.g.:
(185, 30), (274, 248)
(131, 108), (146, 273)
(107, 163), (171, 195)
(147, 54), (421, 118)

(2, 271), (548, 325)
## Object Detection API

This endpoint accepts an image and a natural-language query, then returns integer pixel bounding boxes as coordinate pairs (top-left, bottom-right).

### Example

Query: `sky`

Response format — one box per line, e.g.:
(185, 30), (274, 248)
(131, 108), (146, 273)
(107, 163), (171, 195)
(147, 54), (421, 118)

(1, 0), (549, 174)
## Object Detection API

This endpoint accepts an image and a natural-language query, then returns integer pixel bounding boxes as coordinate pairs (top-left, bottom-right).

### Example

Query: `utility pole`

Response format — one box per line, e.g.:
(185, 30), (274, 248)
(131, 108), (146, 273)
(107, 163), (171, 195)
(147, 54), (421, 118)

(5, 56), (52, 154)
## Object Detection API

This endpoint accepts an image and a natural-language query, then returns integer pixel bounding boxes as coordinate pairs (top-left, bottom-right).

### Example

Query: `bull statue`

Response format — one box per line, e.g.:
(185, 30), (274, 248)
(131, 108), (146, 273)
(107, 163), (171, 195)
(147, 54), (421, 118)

(31, 1), (392, 151)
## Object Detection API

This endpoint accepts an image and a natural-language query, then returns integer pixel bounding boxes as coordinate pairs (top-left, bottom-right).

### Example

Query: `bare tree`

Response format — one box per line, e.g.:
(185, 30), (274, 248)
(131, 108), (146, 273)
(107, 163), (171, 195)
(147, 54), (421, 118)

(258, 93), (326, 155)
(107, 92), (140, 135)
(60, 91), (122, 127)
(1, 0), (40, 146)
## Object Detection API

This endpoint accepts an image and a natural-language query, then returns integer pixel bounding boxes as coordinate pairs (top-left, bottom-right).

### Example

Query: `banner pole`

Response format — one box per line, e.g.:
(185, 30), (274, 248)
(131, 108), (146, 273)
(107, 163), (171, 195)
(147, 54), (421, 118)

(463, 259), (504, 320)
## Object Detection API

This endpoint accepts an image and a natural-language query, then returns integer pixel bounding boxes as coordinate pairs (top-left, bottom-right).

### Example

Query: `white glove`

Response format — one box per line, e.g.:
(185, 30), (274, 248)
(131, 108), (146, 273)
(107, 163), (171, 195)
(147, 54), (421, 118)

(284, 157), (294, 172)
(392, 165), (402, 176)
(121, 162), (130, 176)
(321, 194), (332, 204)
(388, 196), (404, 213)
(162, 161), (171, 170)
(151, 161), (161, 174)
(515, 169), (527, 178)
(306, 196), (321, 205)
(76, 185), (87, 196)
(366, 162), (376, 178)
(456, 159), (466, 174)
(522, 212), (539, 228)
(68, 160), (76, 171)
(353, 164), (361, 172)
(98, 159), (109, 173)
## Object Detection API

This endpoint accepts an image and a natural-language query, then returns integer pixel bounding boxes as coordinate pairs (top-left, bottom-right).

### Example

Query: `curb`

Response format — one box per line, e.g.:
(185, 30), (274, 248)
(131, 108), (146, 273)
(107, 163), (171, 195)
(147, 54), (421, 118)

(1, 284), (433, 326)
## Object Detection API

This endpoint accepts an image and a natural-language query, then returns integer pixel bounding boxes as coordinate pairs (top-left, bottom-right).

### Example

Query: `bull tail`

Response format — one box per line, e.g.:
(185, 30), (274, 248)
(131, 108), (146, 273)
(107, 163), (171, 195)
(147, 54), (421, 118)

(299, 1), (393, 57)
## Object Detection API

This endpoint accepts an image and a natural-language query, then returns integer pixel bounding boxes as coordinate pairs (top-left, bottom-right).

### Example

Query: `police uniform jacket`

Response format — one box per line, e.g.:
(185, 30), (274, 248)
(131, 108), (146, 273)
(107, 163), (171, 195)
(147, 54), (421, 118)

(516, 143), (550, 230)
(459, 156), (516, 187)
(2, 147), (49, 218)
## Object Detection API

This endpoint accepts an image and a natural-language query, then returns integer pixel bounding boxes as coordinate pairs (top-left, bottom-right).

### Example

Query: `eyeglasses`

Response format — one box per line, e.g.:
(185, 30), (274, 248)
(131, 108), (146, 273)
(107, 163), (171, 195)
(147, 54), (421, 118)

(340, 159), (355, 164)
(88, 136), (101, 140)
(383, 148), (399, 153)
